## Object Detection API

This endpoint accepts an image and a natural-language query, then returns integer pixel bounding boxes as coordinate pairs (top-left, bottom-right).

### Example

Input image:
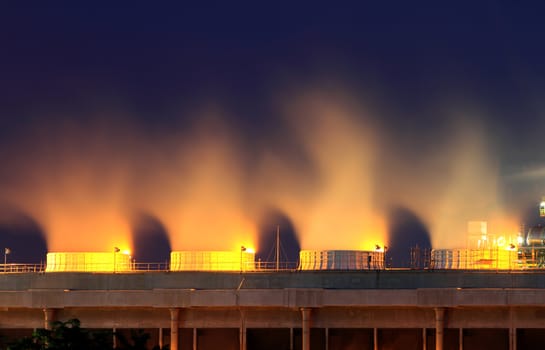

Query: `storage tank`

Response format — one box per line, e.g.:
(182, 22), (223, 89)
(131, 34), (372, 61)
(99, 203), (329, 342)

(46, 252), (133, 272)
(299, 250), (384, 270)
(170, 251), (256, 271)
(526, 225), (545, 246)
(431, 248), (517, 270)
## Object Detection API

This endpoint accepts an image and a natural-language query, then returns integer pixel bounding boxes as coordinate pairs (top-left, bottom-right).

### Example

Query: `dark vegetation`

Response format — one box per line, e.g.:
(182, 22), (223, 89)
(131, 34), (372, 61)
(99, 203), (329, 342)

(6, 319), (168, 350)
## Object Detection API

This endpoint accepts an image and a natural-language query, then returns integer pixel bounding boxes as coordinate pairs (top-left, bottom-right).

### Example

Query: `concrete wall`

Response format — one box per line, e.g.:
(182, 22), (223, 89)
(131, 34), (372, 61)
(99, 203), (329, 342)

(1, 270), (545, 291)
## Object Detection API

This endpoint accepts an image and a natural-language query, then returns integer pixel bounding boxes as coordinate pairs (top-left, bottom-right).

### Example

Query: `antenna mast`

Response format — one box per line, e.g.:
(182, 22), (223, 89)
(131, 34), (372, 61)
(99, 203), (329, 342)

(276, 225), (280, 271)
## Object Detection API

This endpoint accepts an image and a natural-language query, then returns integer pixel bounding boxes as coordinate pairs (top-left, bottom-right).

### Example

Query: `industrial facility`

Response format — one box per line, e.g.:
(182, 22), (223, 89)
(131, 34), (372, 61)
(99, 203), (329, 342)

(31, 219), (542, 274)
(3, 205), (545, 350)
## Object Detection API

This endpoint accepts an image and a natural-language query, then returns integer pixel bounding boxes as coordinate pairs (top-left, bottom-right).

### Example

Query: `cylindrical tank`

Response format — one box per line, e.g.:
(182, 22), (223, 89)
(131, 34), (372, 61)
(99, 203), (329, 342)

(526, 225), (545, 246)
(299, 250), (384, 270)
(431, 248), (517, 270)
(46, 252), (133, 272)
(170, 251), (255, 271)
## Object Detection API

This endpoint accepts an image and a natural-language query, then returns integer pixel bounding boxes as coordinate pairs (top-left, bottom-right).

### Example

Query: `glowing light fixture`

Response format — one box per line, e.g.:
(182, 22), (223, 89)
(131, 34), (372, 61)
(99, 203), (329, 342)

(375, 244), (387, 253)
(240, 246), (246, 272)
(113, 247), (119, 273)
(3, 248), (10, 273)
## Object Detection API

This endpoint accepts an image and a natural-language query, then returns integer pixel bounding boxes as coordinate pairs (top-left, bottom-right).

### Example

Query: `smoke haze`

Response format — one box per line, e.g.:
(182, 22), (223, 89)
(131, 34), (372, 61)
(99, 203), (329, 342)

(0, 84), (532, 258)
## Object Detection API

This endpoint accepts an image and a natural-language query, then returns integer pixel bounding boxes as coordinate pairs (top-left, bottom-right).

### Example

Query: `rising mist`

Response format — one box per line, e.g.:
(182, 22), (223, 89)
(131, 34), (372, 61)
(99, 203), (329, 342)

(0, 85), (521, 256)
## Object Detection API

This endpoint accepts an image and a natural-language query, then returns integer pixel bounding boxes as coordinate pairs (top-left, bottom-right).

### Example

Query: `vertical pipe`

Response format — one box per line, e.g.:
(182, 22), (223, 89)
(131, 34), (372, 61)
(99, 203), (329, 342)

(43, 308), (56, 330)
(159, 328), (163, 349)
(423, 328), (427, 350)
(239, 310), (246, 350)
(325, 327), (329, 350)
(435, 308), (445, 350)
(373, 328), (378, 350)
(459, 328), (463, 350)
(113, 328), (117, 349)
(276, 225), (280, 271)
(290, 327), (293, 350)
(301, 308), (311, 350)
(193, 328), (197, 350)
(509, 327), (516, 350)
(170, 308), (180, 350)
(509, 307), (516, 350)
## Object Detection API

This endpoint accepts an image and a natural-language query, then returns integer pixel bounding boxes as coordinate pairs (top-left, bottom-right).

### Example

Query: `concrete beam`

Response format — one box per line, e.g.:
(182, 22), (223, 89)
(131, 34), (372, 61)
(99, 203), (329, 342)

(2, 270), (545, 292)
(4, 288), (545, 310)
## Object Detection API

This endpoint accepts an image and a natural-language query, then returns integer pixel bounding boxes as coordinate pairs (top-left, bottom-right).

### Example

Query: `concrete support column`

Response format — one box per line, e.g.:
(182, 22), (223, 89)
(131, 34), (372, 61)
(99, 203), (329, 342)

(301, 308), (312, 350)
(43, 308), (57, 330)
(113, 328), (117, 349)
(325, 327), (329, 350)
(193, 328), (197, 350)
(159, 328), (163, 349)
(435, 308), (445, 350)
(239, 310), (246, 350)
(373, 328), (378, 350)
(509, 327), (516, 350)
(290, 327), (294, 350)
(170, 308), (180, 350)
(509, 307), (516, 350)
(423, 328), (427, 350)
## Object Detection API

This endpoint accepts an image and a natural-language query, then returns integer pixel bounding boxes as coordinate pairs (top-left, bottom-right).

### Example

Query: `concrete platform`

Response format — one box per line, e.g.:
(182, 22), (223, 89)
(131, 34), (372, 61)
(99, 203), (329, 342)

(0, 270), (544, 350)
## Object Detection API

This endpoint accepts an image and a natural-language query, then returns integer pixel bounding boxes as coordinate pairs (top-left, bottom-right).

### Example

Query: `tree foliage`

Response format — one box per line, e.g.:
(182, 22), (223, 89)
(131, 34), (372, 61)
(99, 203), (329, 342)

(7, 318), (169, 350)
(7, 319), (112, 350)
(5, 319), (167, 350)
(114, 329), (168, 350)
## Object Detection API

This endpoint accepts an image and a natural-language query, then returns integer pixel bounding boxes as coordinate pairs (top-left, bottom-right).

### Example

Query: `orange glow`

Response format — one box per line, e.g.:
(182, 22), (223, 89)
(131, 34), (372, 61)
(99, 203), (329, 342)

(42, 209), (132, 253)
(488, 217), (520, 243)
(138, 117), (258, 251)
(0, 88), (523, 258)
(11, 175), (134, 253)
(255, 93), (387, 251)
(405, 118), (509, 249)
(1, 120), (134, 254)
(298, 212), (387, 251)
(163, 209), (257, 251)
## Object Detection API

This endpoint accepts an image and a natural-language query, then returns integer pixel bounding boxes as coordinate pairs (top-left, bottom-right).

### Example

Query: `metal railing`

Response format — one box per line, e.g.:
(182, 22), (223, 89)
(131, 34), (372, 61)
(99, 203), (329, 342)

(252, 261), (300, 271)
(131, 262), (170, 271)
(0, 261), (303, 273)
(6, 259), (545, 273)
(0, 263), (45, 273)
